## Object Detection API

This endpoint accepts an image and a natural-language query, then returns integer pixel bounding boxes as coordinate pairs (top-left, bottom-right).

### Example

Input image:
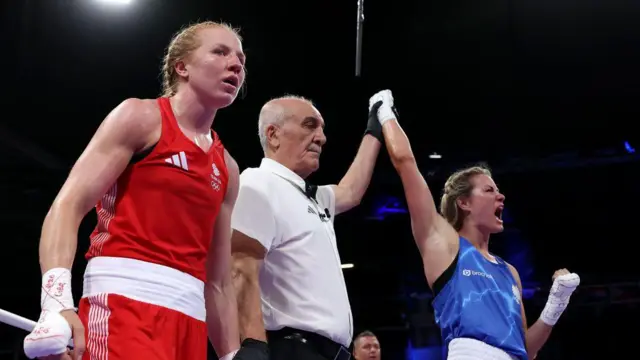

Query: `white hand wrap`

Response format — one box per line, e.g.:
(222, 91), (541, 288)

(24, 310), (72, 359)
(368, 90), (396, 125)
(540, 273), (580, 326)
(24, 268), (75, 359)
(219, 349), (239, 360)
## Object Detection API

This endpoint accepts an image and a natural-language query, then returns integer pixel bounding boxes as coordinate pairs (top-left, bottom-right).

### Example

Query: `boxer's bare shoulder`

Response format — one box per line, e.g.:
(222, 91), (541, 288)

(104, 98), (162, 151)
(53, 98), (160, 213)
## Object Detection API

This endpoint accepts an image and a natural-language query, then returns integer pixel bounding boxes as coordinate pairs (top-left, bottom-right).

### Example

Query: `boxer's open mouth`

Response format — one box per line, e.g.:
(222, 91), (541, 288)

(222, 76), (239, 87)
(495, 207), (503, 220)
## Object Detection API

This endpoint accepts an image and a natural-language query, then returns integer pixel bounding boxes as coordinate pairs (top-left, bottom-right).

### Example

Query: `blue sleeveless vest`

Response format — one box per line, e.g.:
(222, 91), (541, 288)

(432, 237), (527, 359)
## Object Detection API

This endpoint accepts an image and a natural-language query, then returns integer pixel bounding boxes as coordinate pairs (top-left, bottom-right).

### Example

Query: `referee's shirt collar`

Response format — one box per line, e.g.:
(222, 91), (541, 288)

(260, 158), (306, 189)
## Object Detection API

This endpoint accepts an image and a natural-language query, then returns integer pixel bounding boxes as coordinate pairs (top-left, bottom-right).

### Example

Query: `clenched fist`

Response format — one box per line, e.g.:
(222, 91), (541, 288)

(539, 268), (580, 326)
(550, 268), (580, 299)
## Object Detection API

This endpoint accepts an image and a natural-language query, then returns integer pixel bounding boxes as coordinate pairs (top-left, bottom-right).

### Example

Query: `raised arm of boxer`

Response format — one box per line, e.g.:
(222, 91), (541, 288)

(329, 104), (383, 214)
(205, 150), (241, 360)
(371, 90), (458, 288)
(29, 98), (159, 359)
(229, 173), (271, 359)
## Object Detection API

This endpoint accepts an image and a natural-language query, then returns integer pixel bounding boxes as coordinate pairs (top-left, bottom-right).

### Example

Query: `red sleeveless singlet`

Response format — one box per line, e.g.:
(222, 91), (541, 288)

(86, 97), (229, 282)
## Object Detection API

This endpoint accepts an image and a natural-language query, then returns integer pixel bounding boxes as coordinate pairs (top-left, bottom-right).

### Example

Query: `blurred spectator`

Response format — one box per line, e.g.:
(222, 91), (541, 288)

(353, 330), (381, 360)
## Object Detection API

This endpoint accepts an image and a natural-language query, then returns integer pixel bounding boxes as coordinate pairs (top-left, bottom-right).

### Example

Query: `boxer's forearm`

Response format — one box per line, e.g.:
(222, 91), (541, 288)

(525, 319), (553, 359)
(39, 202), (83, 273)
(206, 175), (242, 357)
(336, 135), (381, 206)
(381, 119), (416, 167)
(205, 280), (241, 356)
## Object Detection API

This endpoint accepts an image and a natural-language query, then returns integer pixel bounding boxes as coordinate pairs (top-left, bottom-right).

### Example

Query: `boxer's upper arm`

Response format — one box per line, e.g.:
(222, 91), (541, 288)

(381, 121), (458, 282)
(395, 160), (459, 287)
(507, 263), (528, 332)
(208, 150), (240, 283)
(396, 163), (456, 246)
(54, 98), (157, 217)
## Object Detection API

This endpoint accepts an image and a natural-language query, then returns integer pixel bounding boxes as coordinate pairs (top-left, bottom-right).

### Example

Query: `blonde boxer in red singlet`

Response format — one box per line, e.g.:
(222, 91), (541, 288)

(23, 22), (265, 360)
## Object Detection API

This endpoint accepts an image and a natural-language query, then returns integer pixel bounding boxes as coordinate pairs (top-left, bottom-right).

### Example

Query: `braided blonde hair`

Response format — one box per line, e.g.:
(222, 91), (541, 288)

(161, 21), (241, 97)
(440, 165), (492, 230)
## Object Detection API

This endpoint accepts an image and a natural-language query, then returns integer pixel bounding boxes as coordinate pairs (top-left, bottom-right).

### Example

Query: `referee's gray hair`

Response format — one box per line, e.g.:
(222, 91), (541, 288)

(258, 94), (314, 152)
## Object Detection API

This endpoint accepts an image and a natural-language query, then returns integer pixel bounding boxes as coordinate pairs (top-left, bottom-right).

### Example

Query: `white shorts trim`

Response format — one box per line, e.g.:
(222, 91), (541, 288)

(82, 256), (205, 321)
(448, 338), (519, 360)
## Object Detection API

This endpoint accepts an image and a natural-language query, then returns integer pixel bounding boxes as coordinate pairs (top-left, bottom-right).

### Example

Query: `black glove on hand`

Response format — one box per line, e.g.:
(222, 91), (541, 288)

(365, 100), (383, 141)
(232, 338), (269, 360)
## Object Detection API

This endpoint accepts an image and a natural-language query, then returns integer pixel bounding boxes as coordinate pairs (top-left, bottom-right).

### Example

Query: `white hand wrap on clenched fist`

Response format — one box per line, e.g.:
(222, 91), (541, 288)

(368, 89), (396, 125)
(24, 268), (75, 359)
(540, 272), (580, 326)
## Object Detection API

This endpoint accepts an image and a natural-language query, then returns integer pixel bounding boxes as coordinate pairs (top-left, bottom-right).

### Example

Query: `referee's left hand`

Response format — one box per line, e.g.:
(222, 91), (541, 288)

(233, 338), (269, 360)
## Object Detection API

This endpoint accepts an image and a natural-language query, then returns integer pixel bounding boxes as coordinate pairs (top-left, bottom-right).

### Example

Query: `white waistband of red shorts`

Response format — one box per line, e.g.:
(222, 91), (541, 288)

(82, 256), (205, 322)
(448, 338), (518, 360)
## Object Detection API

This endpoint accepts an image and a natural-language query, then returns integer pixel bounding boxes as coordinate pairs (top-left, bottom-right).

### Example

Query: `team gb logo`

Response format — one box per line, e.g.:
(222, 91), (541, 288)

(210, 163), (222, 191)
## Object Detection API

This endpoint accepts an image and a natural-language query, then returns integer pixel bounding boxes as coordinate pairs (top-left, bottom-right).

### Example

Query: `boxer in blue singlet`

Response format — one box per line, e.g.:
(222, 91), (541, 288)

(368, 89), (580, 360)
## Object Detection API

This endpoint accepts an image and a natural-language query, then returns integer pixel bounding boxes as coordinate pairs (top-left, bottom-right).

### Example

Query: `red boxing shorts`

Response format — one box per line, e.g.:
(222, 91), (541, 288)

(78, 257), (208, 360)
(78, 294), (206, 360)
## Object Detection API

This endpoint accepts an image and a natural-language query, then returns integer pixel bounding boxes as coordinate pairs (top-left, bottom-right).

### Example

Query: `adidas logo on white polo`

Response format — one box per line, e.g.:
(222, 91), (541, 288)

(165, 151), (189, 170)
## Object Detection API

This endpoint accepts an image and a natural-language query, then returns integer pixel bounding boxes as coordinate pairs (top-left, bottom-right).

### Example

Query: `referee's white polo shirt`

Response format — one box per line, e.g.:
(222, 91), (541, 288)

(231, 157), (353, 348)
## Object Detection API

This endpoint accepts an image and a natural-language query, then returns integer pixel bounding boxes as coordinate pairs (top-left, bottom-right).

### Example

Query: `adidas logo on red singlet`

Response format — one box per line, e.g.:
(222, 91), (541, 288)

(165, 151), (189, 171)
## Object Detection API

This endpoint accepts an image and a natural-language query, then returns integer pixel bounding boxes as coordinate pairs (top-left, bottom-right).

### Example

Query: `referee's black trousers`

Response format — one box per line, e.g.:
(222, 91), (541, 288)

(268, 336), (331, 360)
(267, 328), (350, 360)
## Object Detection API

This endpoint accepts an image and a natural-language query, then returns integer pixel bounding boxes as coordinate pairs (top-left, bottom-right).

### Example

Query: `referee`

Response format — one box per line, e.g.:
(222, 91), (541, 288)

(230, 94), (385, 360)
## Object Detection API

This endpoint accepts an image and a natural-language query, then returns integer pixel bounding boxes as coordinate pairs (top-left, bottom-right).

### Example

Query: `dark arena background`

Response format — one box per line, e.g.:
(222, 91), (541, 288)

(2, 0), (639, 359)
